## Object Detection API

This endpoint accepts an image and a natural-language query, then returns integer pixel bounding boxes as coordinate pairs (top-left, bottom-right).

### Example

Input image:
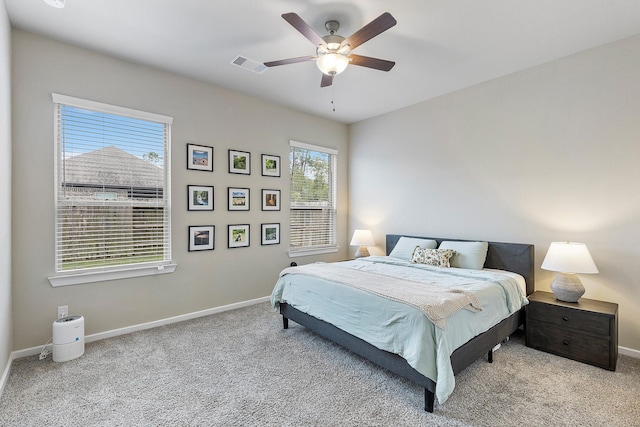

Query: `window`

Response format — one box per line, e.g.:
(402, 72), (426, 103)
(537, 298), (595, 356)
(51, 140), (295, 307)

(49, 94), (175, 286)
(289, 140), (338, 256)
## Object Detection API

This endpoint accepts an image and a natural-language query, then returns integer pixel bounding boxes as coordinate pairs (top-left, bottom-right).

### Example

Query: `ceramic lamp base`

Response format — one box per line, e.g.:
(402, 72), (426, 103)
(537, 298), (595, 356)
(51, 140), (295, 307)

(550, 272), (585, 302)
(354, 246), (370, 258)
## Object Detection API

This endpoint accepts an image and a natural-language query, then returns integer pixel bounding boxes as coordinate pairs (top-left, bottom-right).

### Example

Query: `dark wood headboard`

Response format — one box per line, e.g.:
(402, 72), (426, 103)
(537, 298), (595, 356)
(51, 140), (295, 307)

(386, 234), (535, 295)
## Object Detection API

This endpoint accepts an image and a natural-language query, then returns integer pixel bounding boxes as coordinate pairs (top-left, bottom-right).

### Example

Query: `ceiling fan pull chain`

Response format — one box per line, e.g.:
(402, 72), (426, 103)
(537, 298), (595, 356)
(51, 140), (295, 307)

(331, 85), (336, 112)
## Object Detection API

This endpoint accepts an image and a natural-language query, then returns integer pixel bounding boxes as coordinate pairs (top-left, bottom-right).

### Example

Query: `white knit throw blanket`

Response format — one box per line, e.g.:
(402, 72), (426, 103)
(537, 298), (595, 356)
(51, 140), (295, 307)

(280, 263), (482, 329)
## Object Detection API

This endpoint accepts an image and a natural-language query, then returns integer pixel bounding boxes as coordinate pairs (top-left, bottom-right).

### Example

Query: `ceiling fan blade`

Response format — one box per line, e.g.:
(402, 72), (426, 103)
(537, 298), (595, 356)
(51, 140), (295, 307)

(320, 73), (334, 87)
(349, 54), (395, 72)
(346, 12), (397, 50)
(282, 12), (326, 47)
(263, 56), (316, 67)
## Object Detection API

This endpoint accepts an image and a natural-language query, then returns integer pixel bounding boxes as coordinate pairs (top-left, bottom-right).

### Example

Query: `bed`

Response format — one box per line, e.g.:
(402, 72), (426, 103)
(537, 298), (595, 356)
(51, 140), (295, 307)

(271, 234), (535, 412)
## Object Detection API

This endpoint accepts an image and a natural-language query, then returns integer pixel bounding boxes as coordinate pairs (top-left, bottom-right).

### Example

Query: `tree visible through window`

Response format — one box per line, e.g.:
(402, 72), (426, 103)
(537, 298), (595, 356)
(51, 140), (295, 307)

(289, 141), (337, 254)
(53, 94), (172, 274)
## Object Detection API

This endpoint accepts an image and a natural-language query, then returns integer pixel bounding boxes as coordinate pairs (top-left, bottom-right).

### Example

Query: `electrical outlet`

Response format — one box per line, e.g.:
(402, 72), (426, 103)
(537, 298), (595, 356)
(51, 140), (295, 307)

(58, 305), (68, 319)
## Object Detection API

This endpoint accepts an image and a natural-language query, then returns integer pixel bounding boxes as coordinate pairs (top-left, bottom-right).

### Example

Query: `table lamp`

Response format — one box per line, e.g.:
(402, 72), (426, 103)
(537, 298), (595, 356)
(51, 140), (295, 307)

(350, 230), (375, 258)
(541, 242), (599, 302)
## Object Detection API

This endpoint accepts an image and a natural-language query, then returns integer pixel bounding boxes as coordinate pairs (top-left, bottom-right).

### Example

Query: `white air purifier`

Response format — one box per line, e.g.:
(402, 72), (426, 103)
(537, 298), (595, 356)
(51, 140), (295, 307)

(52, 315), (85, 362)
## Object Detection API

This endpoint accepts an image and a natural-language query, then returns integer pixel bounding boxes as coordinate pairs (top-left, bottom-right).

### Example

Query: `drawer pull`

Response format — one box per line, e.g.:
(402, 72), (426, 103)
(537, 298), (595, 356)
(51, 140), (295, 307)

(563, 340), (569, 345)
(562, 316), (569, 321)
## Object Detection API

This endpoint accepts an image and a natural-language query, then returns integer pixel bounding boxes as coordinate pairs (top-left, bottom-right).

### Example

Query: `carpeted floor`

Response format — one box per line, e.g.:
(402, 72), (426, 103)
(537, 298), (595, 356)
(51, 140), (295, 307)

(1, 302), (639, 426)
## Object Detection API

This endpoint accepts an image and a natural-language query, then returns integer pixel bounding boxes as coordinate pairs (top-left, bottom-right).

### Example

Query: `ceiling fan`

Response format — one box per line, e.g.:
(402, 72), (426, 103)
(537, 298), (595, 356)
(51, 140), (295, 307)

(264, 12), (397, 87)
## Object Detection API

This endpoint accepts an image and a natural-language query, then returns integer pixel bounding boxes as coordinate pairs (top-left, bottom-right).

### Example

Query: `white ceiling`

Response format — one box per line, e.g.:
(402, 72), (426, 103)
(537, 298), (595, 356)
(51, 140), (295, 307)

(6, 0), (640, 124)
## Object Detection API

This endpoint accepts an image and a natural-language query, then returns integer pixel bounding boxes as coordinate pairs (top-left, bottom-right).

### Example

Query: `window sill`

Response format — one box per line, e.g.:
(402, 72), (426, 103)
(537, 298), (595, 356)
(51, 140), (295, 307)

(288, 246), (339, 258)
(48, 263), (177, 287)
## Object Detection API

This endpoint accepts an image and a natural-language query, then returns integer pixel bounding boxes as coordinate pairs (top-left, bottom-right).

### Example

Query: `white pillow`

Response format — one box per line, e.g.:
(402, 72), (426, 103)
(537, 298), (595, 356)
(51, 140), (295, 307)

(389, 237), (437, 260)
(438, 241), (488, 270)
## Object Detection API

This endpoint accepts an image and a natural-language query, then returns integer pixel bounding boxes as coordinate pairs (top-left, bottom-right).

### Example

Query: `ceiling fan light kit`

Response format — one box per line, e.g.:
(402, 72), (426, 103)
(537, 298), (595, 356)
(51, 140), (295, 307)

(316, 24), (351, 76)
(264, 12), (397, 87)
(316, 51), (349, 76)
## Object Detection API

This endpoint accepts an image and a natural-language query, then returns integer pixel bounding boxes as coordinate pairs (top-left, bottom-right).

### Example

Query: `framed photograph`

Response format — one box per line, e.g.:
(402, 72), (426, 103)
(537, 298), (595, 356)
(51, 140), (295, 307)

(261, 154), (281, 177)
(188, 225), (215, 251)
(228, 187), (250, 211)
(187, 185), (214, 211)
(229, 149), (251, 175)
(262, 189), (281, 211)
(261, 223), (280, 245)
(187, 144), (213, 172)
(228, 224), (250, 248)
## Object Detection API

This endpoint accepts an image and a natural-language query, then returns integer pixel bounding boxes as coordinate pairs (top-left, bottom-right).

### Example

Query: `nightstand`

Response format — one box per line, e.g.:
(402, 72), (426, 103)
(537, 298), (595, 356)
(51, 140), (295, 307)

(525, 291), (618, 371)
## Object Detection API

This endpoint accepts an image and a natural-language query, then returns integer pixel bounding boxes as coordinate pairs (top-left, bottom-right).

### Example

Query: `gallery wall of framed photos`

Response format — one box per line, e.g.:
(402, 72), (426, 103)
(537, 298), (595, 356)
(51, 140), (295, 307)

(185, 143), (283, 251)
(11, 34), (351, 353)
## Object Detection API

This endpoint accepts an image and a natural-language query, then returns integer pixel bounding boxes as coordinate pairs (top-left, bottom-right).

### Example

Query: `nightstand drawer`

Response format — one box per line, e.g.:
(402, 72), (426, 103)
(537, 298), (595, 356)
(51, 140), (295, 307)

(525, 291), (618, 371)
(527, 302), (610, 336)
(527, 320), (611, 368)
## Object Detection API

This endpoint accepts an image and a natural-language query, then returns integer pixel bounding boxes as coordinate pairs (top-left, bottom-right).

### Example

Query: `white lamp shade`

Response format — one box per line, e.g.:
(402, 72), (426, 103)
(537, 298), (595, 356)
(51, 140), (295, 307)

(541, 242), (599, 274)
(350, 229), (375, 247)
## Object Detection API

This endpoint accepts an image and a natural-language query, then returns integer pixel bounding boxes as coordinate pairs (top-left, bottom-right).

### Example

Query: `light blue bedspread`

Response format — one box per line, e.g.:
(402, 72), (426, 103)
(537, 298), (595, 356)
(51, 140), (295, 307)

(270, 256), (528, 404)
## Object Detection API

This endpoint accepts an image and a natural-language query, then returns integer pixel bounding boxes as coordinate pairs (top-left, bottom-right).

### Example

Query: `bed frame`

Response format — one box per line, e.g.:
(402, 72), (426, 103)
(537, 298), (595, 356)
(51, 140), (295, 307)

(279, 234), (535, 412)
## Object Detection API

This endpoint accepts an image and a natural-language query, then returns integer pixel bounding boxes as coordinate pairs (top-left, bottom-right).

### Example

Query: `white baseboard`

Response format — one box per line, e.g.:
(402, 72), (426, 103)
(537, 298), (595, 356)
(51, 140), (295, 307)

(0, 351), (14, 398)
(8, 296), (270, 362)
(619, 345), (640, 359)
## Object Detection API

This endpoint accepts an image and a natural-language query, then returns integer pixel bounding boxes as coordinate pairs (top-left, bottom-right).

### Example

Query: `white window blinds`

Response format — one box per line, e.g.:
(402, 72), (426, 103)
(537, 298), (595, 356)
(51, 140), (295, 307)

(53, 94), (172, 274)
(289, 141), (338, 255)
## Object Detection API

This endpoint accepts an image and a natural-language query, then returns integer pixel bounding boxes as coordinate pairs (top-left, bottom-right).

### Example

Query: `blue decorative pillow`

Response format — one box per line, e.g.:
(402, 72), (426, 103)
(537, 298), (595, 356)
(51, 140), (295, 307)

(438, 241), (488, 270)
(389, 237), (437, 261)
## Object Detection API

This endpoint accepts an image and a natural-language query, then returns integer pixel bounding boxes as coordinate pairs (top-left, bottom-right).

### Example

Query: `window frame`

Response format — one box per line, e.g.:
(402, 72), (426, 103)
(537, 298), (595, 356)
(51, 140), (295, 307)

(48, 94), (176, 287)
(288, 140), (339, 258)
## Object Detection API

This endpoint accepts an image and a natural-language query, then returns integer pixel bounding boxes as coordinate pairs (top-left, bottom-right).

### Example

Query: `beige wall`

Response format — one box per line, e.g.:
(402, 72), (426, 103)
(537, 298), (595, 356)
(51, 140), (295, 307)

(10, 24), (640, 355)
(11, 30), (349, 350)
(0, 2), (13, 380)
(349, 34), (640, 352)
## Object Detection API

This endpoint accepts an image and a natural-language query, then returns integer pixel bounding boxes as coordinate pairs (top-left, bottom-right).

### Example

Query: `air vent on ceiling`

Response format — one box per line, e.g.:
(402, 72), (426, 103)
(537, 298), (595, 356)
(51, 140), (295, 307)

(231, 55), (267, 74)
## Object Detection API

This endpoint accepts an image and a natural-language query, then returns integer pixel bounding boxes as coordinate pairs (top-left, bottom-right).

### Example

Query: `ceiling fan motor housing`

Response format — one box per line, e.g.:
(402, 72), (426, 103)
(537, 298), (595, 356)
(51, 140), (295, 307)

(322, 34), (346, 50)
